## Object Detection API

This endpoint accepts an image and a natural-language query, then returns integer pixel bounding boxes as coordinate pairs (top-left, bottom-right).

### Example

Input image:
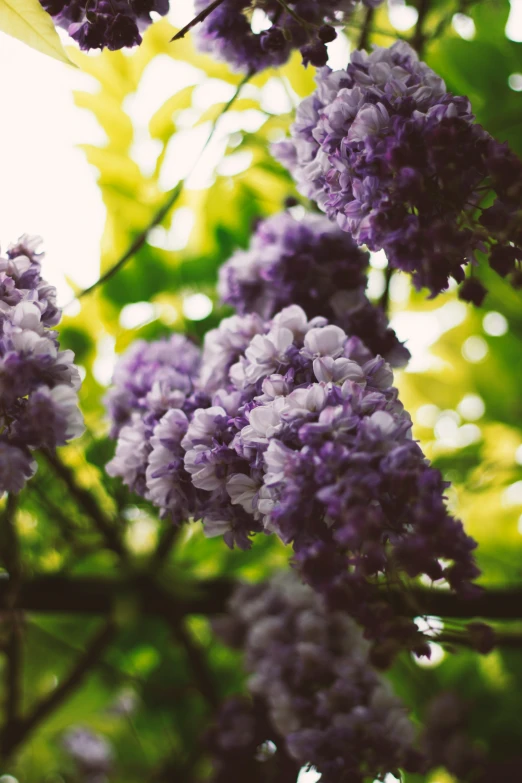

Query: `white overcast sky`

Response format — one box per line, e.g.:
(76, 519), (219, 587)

(0, 2), (196, 303)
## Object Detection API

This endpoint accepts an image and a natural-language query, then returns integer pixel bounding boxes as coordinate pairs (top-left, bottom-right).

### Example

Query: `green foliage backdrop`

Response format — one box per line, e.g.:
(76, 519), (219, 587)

(1, 1), (522, 781)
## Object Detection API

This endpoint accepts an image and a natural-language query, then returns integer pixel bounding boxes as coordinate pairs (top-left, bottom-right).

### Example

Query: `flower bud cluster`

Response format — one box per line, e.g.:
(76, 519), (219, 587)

(106, 304), (478, 652)
(105, 333), (207, 521)
(211, 573), (420, 782)
(40, 0), (169, 51)
(194, 0), (384, 73)
(0, 236), (84, 495)
(273, 41), (522, 301)
(218, 210), (409, 367)
(62, 726), (113, 782)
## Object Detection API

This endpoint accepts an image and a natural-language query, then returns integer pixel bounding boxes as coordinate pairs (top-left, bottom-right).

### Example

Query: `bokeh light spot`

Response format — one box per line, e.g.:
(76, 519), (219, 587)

(462, 336), (488, 363)
(183, 293), (213, 320)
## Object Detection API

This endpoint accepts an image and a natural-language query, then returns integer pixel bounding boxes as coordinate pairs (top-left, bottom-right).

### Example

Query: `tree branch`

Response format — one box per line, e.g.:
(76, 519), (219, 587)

(0, 574), (235, 616)
(1, 618), (116, 761)
(4, 620), (22, 729)
(379, 265), (393, 315)
(168, 616), (220, 709)
(43, 450), (128, 560)
(1, 494), (21, 583)
(1, 495), (23, 730)
(72, 69), (253, 303)
(76, 182), (183, 300)
(412, 0), (431, 55)
(150, 524), (179, 571)
(358, 6), (375, 50)
(3, 574), (522, 622)
(439, 629), (522, 650)
(170, 0), (226, 41)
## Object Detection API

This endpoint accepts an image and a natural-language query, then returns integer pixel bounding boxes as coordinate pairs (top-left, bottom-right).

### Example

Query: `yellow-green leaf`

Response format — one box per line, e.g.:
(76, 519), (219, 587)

(0, 0), (75, 66)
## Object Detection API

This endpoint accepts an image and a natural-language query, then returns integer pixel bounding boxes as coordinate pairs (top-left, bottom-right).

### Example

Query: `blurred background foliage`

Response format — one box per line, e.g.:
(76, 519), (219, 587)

(1, 1), (522, 781)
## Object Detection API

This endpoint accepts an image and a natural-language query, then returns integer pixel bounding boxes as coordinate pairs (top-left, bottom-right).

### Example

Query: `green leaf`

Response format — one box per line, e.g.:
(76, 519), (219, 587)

(0, 0), (75, 66)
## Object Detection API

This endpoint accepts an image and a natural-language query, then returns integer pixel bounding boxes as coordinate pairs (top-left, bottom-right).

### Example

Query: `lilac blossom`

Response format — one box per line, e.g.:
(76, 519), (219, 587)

(194, 0), (384, 74)
(218, 210), (409, 366)
(205, 695), (300, 783)
(0, 236), (84, 496)
(214, 573), (421, 782)
(273, 41), (522, 299)
(106, 305), (478, 653)
(105, 333), (206, 521)
(198, 313), (265, 395)
(105, 333), (201, 437)
(188, 306), (478, 651)
(106, 414), (151, 496)
(421, 692), (484, 780)
(40, 0), (169, 51)
(62, 726), (113, 782)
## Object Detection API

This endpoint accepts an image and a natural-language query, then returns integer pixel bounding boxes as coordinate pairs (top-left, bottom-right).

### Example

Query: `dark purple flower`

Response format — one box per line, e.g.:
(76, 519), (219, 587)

(0, 439), (36, 494)
(0, 236), (83, 496)
(106, 305), (479, 654)
(216, 573), (419, 782)
(105, 333), (201, 437)
(273, 41), (522, 300)
(105, 333), (206, 520)
(459, 277), (488, 306)
(193, 0), (384, 74)
(40, 0), (168, 51)
(218, 210), (409, 367)
(421, 692), (483, 780)
(205, 695), (300, 783)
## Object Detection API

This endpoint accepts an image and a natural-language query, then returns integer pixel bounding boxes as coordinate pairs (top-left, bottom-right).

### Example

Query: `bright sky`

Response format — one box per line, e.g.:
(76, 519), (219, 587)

(0, 3), (196, 304)
(0, 0), (520, 309)
(0, 32), (104, 300)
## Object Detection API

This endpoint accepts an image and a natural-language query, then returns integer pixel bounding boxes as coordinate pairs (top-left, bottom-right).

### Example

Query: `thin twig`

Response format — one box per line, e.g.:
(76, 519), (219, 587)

(147, 578), (221, 708)
(31, 482), (86, 551)
(150, 524), (179, 571)
(170, 0), (226, 41)
(1, 495), (22, 730)
(358, 6), (375, 50)
(76, 181), (183, 301)
(379, 265), (394, 315)
(4, 619), (22, 729)
(428, 0), (477, 46)
(73, 69), (253, 303)
(439, 629), (522, 650)
(43, 450), (127, 560)
(275, 0), (315, 30)
(1, 494), (21, 583)
(1, 619), (116, 761)
(412, 0), (431, 55)
(168, 617), (220, 709)
(29, 620), (142, 687)
(348, 21), (407, 41)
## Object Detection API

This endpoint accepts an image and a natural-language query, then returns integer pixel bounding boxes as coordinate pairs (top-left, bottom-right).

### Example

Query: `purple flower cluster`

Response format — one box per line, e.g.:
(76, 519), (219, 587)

(421, 692), (483, 780)
(62, 726), (113, 782)
(212, 573), (420, 783)
(193, 0), (384, 73)
(0, 236), (84, 496)
(40, 0), (169, 51)
(218, 210), (409, 367)
(273, 41), (522, 300)
(205, 696), (300, 783)
(106, 304), (478, 654)
(105, 333), (206, 520)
